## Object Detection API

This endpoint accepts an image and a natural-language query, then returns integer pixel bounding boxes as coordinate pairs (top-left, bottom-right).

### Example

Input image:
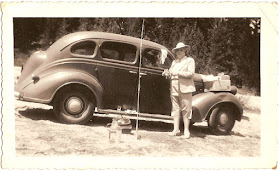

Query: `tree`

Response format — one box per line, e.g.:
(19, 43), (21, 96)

(13, 18), (43, 52)
(13, 18), (260, 93)
(55, 18), (70, 40)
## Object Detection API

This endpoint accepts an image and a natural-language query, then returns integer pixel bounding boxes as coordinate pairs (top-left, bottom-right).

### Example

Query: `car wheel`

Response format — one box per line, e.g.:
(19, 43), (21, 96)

(53, 90), (94, 124)
(208, 106), (236, 135)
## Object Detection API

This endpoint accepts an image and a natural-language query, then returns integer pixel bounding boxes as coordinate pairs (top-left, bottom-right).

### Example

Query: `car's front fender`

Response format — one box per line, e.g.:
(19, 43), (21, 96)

(192, 92), (243, 122)
(20, 71), (104, 108)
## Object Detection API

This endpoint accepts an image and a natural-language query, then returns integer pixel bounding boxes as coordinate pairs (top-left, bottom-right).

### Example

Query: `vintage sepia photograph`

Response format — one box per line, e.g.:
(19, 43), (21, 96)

(14, 17), (261, 156)
(1, 2), (278, 169)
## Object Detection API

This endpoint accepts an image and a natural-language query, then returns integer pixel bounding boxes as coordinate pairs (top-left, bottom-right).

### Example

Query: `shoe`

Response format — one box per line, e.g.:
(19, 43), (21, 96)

(168, 130), (180, 136)
(183, 131), (190, 139)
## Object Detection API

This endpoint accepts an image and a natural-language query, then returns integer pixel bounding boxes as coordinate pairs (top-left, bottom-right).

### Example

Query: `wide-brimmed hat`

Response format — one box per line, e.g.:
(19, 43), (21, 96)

(172, 42), (191, 53)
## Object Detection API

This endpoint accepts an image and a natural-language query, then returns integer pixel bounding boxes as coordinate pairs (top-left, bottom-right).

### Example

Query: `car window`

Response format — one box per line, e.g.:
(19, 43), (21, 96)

(124, 53), (136, 62)
(142, 48), (161, 68)
(101, 49), (119, 60)
(100, 41), (137, 63)
(70, 41), (96, 56)
(160, 53), (173, 69)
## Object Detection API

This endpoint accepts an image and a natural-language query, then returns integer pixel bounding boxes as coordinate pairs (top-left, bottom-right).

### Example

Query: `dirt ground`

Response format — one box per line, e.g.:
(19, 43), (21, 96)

(14, 67), (260, 157)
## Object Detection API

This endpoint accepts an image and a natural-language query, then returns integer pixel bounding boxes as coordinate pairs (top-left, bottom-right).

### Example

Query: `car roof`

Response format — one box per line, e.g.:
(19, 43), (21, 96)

(48, 31), (170, 53)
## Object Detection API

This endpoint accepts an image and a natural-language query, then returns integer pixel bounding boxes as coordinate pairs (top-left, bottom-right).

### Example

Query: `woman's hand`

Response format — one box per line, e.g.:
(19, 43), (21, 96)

(162, 69), (170, 77)
(171, 71), (179, 76)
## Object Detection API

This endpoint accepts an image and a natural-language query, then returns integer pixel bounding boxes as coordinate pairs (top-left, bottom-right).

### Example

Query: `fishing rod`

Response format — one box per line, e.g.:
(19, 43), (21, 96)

(135, 19), (145, 140)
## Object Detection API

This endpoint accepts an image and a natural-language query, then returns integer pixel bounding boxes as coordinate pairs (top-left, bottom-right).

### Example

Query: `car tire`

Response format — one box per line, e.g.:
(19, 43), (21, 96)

(53, 90), (94, 124)
(208, 106), (236, 135)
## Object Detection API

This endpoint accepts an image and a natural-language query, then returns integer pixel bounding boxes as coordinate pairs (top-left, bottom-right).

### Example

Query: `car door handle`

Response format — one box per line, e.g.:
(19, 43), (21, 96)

(129, 71), (147, 76)
(129, 71), (137, 74)
(139, 72), (147, 76)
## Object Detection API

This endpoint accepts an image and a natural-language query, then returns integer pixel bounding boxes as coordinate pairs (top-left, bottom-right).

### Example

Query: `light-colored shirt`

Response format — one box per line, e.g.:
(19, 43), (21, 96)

(169, 56), (188, 80)
(169, 56), (188, 96)
(169, 56), (196, 95)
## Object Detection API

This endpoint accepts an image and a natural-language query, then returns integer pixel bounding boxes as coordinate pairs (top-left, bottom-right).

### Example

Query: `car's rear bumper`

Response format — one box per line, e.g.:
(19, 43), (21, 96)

(14, 91), (20, 99)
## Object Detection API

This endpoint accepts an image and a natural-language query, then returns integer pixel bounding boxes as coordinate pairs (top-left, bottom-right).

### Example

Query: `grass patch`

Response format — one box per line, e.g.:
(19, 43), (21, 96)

(236, 93), (260, 111)
(237, 86), (260, 111)
(237, 95), (250, 108)
(238, 86), (259, 96)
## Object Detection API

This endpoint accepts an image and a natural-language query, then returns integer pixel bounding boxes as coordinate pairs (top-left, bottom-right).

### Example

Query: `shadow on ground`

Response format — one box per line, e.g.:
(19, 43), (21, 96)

(18, 109), (58, 123)
(17, 108), (218, 137)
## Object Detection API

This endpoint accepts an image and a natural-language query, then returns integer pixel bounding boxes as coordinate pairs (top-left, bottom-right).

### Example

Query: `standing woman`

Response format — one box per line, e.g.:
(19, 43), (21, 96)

(163, 42), (196, 139)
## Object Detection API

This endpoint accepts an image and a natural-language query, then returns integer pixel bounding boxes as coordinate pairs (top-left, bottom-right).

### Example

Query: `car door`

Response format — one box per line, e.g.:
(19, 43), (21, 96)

(139, 47), (174, 115)
(96, 40), (138, 110)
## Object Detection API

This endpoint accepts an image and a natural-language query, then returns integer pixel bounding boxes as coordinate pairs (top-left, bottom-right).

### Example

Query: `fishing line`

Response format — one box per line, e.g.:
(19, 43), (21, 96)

(136, 19), (145, 140)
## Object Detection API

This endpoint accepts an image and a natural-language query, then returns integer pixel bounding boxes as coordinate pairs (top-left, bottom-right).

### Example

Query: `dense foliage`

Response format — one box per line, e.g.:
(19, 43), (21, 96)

(13, 18), (260, 93)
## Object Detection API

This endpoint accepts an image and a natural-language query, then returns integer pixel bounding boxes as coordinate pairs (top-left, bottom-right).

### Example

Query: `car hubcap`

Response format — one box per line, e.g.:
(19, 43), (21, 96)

(65, 97), (84, 115)
(219, 112), (229, 125)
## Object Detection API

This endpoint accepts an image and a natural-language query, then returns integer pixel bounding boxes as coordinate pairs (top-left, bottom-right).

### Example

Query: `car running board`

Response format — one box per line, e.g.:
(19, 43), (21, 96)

(95, 109), (174, 124)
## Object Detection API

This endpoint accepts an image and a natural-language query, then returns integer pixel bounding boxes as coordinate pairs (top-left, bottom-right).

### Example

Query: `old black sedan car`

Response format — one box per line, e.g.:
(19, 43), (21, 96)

(15, 31), (243, 134)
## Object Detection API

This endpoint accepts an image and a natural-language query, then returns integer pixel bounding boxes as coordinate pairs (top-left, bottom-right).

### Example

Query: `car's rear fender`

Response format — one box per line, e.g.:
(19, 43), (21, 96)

(20, 71), (104, 108)
(192, 92), (243, 122)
